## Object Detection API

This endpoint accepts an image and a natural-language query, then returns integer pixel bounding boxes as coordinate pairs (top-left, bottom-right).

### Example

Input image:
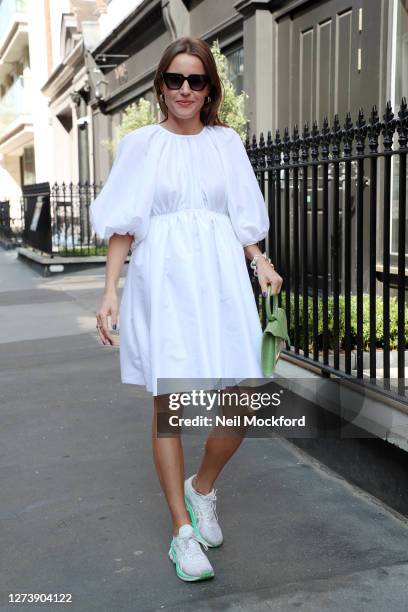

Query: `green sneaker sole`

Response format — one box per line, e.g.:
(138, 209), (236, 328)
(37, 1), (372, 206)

(184, 495), (223, 548)
(169, 544), (214, 582)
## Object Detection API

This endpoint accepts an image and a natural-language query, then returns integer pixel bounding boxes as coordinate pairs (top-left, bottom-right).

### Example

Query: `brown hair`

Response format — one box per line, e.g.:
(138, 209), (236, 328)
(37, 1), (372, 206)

(153, 37), (228, 128)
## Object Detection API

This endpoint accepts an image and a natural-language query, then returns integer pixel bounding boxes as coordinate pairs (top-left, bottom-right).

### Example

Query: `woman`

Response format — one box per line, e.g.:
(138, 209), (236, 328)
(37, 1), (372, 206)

(90, 37), (282, 582)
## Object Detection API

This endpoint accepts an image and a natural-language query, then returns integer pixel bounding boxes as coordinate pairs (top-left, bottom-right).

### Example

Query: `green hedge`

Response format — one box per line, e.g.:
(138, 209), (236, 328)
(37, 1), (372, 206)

(259, 291), (408, 351)
(54, 245), (108, 256)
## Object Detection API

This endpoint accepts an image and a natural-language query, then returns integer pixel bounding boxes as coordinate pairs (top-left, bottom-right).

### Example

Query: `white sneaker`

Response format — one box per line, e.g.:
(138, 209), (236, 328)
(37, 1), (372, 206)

(168, 523), (214, 581)
(184, 474), (223, 547)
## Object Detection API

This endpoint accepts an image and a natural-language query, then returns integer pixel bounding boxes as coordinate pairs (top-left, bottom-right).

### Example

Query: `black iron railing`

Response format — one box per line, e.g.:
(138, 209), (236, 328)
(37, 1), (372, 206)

(50, 181), (106, 256)
(18, 182), (107, 255)
(0, 200), (23, 246)
(248, 98), (408, 404)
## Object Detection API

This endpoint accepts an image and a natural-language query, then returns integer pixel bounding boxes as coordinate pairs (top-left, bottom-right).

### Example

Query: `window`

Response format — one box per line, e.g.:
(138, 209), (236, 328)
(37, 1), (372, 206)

(224, 46), (244, 95)
(22, 146), (35, 185)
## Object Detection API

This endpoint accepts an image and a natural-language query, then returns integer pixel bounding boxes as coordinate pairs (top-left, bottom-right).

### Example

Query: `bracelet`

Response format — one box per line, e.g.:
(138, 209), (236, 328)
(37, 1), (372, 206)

(250, 252), (274, 277)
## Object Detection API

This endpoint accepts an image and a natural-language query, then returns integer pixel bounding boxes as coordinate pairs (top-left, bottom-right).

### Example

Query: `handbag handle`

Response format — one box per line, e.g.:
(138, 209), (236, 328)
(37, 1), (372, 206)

(265, 284), (279, 321)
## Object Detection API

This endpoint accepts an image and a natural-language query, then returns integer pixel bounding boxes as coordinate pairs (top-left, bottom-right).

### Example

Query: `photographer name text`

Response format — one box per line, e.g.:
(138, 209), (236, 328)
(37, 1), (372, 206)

(168, 415), (306, 427)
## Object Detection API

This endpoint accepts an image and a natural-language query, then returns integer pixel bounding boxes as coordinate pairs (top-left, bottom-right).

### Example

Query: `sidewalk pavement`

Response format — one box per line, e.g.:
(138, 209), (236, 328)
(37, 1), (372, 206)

(1, 248), (408, 612)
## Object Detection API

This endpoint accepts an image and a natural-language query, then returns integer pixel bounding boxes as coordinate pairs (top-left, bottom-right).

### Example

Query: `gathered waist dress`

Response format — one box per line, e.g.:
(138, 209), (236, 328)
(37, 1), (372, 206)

(90, 123), (273, 396)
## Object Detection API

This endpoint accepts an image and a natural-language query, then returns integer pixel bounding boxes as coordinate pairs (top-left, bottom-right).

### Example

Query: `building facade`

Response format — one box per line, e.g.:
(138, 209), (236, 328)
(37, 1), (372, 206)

(86, 0), (406, 280)
(88, 0), (406, 176)
(0, 0), (406, 256)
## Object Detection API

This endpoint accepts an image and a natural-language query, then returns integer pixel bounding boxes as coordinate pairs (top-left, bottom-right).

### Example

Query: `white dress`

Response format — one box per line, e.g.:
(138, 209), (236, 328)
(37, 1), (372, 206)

(90, 123), (271, 396)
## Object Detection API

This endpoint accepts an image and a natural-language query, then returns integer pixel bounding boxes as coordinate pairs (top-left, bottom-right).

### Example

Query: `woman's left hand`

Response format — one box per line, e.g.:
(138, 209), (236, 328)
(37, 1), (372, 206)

(256, 258), (283, 297)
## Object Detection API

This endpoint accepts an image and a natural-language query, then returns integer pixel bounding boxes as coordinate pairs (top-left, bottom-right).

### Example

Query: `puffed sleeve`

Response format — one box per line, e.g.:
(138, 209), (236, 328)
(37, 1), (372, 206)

(89, 126), (157, 242)
(222, 127), (269, 247)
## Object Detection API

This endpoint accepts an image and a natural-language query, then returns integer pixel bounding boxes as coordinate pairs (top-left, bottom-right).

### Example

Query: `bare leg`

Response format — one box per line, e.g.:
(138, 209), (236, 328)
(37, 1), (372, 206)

(193, 385), (252, 495)
(151, 394), (190, 535)
(193, 435), (244, 495)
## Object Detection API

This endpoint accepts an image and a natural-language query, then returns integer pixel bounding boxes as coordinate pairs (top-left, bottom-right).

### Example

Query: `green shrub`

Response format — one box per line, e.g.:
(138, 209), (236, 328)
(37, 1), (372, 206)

(259, 291), (408, 351)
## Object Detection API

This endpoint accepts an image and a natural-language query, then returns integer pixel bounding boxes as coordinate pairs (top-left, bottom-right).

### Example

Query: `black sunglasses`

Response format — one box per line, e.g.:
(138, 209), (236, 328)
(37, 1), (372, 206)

(161, 72), (210, 91)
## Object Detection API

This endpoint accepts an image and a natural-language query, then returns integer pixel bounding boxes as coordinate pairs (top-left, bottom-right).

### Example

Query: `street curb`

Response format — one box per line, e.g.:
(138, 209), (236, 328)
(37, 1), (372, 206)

(16, 246), (130, 276)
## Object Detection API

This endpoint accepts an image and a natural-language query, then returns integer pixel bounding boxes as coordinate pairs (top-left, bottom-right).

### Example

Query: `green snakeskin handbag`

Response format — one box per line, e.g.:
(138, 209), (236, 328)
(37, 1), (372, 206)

(261, 285), (291, 376)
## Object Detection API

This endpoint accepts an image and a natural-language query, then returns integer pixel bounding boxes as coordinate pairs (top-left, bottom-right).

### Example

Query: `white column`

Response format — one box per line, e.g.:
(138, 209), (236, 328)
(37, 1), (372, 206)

(27, 0), (53, 182)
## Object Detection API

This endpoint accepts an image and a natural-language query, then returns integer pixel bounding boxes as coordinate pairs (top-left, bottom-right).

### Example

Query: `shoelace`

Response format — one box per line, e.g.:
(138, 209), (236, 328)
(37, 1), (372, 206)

(195, 489), (219, 524)
(178, 531), (209, 555)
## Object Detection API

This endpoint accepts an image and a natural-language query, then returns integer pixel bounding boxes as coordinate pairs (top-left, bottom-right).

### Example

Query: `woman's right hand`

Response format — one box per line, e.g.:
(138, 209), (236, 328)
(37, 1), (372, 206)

(96, 289), (119, 345)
